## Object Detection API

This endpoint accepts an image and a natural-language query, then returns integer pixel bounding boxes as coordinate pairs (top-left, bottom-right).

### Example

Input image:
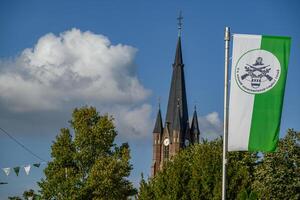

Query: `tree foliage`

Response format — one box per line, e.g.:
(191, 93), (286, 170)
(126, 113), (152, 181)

(8, 189), (41, 200)
(23, 189), (41, 200)
(39, 106), (136, 200)
(8, 197), (22, 200)
(139, 129), (300, 200)
(252, 129), (300, 200)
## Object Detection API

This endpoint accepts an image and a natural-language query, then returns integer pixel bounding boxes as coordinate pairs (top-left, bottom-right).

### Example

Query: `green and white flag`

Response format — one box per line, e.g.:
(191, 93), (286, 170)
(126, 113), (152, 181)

(228, 34), (291, 152)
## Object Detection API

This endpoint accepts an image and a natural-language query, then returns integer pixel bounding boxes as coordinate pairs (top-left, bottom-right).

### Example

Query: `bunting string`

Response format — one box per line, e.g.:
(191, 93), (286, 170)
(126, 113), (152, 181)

(0, 127), (47, 162)
(0, 126), (49, 178)
(1, 162), (47, 176)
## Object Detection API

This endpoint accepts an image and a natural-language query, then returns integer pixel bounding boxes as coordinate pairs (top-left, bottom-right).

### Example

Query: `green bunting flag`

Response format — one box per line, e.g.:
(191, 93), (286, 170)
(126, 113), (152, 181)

(33, 163), (41, 168)
(13, 167), (20, 176)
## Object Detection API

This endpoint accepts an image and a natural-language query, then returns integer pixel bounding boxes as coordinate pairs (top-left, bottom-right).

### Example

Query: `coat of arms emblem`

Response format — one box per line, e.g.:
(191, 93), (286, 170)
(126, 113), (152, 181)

(235, 49), (281, 94)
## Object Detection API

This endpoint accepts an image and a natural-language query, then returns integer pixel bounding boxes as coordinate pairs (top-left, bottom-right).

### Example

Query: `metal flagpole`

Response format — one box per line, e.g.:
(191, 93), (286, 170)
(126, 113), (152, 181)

(222, 26), (230, 200)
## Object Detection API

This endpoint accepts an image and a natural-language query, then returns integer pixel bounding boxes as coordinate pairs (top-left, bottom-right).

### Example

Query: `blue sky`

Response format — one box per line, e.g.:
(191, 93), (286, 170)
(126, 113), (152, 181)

(0, 0), (299, 198)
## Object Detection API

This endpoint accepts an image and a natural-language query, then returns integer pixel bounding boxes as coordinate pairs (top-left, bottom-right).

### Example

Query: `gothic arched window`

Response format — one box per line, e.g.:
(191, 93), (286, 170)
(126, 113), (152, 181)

(163, 145), (169, 160)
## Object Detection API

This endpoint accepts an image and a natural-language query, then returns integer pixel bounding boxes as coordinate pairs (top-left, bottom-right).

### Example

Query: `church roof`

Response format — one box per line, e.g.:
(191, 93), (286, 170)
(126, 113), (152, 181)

(153, 108), (163, 133)
(165, 36), (189, 134)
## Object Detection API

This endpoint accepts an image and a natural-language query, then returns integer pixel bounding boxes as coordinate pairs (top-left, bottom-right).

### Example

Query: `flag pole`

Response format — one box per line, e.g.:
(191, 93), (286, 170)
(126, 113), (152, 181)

(222, 26), (230, 200)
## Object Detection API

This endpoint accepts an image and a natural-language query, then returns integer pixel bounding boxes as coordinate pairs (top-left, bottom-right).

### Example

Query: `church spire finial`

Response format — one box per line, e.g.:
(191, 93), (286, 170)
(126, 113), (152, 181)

(177, 11), (183, 37)
(193, 101), (198, 112)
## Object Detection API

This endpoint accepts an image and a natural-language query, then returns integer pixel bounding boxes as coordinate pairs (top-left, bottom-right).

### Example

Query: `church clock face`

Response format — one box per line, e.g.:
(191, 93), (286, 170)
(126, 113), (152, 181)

(163, 138), (170, 146)
(185, 139), (190, 146)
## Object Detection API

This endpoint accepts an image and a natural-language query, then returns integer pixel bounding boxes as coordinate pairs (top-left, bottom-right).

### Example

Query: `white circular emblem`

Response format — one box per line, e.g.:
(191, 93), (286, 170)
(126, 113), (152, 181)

(235, 49), (281, 94)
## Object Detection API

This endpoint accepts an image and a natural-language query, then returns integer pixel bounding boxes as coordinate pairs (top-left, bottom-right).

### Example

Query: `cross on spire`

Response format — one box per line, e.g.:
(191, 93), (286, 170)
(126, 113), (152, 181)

(177, 11), (183, 37)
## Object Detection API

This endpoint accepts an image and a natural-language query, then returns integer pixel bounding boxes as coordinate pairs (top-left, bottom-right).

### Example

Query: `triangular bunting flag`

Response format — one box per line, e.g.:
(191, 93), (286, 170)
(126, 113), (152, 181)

(13, 167), (20, 176)
(24, 165), (31, 175)
(33, 163), (40, 168)
(3, 168), (10, 176)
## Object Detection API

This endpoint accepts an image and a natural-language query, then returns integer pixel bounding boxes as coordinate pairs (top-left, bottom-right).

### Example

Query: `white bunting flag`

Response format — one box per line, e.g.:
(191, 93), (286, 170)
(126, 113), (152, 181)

(3, 168), (11, 176)
(24, 165), (31, 175)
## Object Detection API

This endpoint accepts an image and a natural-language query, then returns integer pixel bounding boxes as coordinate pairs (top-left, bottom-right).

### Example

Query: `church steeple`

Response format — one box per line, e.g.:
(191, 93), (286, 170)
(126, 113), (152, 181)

(165, 13), (188, 135)
(151, 13), (200, 176)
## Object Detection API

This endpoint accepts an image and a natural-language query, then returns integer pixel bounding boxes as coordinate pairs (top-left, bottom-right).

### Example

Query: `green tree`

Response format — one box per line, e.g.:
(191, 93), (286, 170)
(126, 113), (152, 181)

(23, 189), (41, 200)
(39, 128), (79, 199)
(139, 129), (300, 200)
(227, 151), (258, 199)
(8, 189), (41, 200)
(39, 106), (136, 200)
(137, 173), (155, 200)
(8, 197), (22, 200)
(139, 139), (225, 200)
(85, 143), (136, 199)
(252, 129), (300, 200)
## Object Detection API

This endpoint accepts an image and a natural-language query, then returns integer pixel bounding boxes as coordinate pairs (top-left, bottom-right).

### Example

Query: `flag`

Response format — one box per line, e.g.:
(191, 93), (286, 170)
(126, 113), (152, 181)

(3, 168), (10, 176)
(33, 163), (40, 168)
(24, 165), (31, 175)
(13, 167), (20, 176)
(228, 34), (291, 152)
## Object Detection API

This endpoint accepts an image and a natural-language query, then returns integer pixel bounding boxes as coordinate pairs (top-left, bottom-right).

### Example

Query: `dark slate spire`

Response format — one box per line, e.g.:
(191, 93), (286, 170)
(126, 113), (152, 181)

(174, 37), (183, 65)
(153, 107), (163, 134)
(165, 33), (189, 134)
(190, 108), (200, 143)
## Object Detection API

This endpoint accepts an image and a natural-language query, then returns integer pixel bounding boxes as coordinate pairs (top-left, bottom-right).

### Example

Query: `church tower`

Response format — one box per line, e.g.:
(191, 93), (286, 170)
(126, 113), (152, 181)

(151, 13), (200, 176)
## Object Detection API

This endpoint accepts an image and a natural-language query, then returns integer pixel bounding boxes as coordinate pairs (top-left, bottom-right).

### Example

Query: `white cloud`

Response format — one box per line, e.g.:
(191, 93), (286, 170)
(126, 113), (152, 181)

(114, 104), (152, 137)
(198, 112), (223, 141)
(0, 28), (150, 111)
(0, 28), (152, 138)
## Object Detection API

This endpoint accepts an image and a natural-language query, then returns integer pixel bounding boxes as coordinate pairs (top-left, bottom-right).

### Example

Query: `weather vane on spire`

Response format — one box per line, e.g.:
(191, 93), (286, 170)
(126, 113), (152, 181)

(177, 11), (183, 36)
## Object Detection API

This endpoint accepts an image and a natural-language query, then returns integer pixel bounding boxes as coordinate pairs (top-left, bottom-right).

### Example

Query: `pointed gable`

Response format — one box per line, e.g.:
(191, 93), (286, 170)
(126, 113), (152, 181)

(153, 108), (163, 134)
(191, 109), (200, 143)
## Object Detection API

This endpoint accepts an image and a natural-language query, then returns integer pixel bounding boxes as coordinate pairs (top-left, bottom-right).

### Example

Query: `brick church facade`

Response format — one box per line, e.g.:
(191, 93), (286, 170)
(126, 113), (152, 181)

(151, 17), (200, 176)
